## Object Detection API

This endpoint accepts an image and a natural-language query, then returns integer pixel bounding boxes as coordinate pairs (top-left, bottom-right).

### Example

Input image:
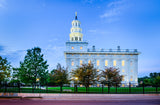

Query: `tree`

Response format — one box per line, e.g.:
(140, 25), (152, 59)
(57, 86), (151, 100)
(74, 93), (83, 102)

(16, 47), (49, 88)
(49, 63), (69, 91)
(100, 67), (122, 86)
(0, 56), (11, 83)
(150, 72), (160, 78)
(154, 76), (160, 87)
(71, 63), (98, 88)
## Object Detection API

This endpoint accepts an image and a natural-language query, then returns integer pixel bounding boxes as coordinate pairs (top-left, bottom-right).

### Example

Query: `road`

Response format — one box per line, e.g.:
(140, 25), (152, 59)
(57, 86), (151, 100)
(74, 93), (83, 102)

(0, 99), (160, 105)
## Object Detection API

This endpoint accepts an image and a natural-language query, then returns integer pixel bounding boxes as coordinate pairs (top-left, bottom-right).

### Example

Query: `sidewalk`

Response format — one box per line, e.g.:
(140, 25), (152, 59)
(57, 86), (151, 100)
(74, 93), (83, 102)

(1, 93), (159, 100)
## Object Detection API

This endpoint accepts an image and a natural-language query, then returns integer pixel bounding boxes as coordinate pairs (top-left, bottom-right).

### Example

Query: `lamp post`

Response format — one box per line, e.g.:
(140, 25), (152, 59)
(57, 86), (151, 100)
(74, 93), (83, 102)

(74, 77), (78, 93)
(36, 78), (40, 97)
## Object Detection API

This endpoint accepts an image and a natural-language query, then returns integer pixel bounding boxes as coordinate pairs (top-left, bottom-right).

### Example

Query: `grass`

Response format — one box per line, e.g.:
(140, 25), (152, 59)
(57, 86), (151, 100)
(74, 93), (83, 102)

(1, 86), (159, 94)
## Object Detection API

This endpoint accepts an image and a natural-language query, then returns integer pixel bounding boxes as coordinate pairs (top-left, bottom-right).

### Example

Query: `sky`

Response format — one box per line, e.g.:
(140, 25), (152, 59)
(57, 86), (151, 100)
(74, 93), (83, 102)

(0, 0), (160, 77)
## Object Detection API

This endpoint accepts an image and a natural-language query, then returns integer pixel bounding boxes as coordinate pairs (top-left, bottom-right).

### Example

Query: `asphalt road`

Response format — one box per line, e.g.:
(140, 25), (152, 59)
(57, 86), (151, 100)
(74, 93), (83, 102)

(0, 99), (160, 105)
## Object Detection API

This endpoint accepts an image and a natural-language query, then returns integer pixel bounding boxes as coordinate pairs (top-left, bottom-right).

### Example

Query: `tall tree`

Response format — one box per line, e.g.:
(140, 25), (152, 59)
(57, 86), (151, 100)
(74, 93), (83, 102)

(17, 47), (49, 87)
(100, 67), (122, 86)
(0, 56), (11, 83)
(71, 63), (98, 88)
(50, 63), (69, 91)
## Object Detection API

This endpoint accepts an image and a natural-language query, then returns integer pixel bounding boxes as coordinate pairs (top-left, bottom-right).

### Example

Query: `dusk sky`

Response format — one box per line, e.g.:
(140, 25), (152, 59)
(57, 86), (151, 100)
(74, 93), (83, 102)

(0, 0), (160, 77)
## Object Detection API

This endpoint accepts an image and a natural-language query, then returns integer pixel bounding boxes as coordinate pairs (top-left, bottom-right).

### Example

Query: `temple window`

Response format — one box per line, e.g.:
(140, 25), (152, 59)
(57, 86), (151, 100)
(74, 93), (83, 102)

(105, 60), (108, 66)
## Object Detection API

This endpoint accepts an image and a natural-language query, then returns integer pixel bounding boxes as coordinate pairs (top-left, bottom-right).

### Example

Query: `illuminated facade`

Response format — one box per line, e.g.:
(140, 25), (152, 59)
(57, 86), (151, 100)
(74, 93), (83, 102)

(64, 13), (140, 87)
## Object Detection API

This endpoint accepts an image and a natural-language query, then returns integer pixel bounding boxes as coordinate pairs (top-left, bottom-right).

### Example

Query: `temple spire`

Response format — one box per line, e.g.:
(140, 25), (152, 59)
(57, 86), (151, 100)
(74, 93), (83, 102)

(75, 12), (78, 20)
(70, 12), (83, 42)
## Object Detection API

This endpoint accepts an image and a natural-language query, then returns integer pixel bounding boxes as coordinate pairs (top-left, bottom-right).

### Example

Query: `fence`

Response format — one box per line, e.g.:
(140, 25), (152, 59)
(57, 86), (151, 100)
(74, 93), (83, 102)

(0, 82), (160, 94)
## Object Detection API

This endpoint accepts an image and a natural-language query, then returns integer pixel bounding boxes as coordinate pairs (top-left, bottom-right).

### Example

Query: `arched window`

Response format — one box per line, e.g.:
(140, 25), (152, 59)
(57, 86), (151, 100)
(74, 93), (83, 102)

(122, 60), (125, 66)
(113, 60), (116, 66)
(75, 37), (78, 41)
(80, 60), (83, 65)
(97, 60), (99, 66)
(105, 60), (108, 66)
(71, 61), (74, 66)
(88, 60), (91, 64)
(122, 75), (125, 81)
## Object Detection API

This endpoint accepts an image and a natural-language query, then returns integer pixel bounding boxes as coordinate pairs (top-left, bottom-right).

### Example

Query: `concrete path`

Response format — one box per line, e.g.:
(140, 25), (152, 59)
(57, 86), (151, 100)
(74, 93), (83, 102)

(19, 93), (160, 100)
(1, 93), (160, 100)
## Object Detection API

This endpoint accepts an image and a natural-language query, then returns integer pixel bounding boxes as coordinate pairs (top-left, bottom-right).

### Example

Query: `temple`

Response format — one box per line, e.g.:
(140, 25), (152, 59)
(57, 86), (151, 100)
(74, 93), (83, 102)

(64, 12), (140, 87)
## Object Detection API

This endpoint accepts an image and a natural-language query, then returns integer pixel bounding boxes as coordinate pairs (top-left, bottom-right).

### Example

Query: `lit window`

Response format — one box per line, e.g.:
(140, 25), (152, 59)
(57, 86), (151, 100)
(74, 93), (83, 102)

(106, 54), (107, 56)
(97, 54), (99, 56)
(135, 79), (137, 82)
(71, 47), (74, 49)
(97, 60), (99, 66)
(72, 54), (74, 56)
(122, 60), (125, 66)
(105, 60), (108, 66)
(122, 75), (125, 81)
(97, 84), (100, 87)
(122, 69), (125, 72)
(113, 60), (116, 66)
(80, 47), (83, 49)
(130, 76), (133, 81)
(80, 54), (82, 56)
(130, 55), (133, 56)
(71, 61), (74, 66)
(80, 60), (83, 65)
(88, 60), (91, 64)
(122, 84), (125, 87)
(80, 84), (83, 87)
(97, 69), (99, 72)
(89, 54), (91, 56)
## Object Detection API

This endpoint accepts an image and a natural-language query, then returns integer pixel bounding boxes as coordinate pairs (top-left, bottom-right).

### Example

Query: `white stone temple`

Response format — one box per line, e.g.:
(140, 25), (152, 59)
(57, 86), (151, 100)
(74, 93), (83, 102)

(64, 12), (140, 87)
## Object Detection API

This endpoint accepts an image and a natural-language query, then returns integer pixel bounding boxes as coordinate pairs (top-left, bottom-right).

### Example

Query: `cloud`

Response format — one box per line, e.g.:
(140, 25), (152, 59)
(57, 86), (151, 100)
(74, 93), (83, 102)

(0, 0), (6, 8)
(82, 0), (95, 4)
(87, 29), (117, 35)
(0, 44), (65, 71)
(0, 45), (5, 52)
(0, 48), (26, 67)
(100, 0), (131, 23)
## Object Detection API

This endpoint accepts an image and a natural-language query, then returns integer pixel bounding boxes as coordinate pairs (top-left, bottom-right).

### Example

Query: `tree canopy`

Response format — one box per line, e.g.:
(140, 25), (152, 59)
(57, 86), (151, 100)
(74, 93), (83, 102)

(0, 56), (11, 83)
(71, 63), (98, 87)
(49, 63), (69, 86)
(16, 47), (49, 86)
(100, 67), (122, 86)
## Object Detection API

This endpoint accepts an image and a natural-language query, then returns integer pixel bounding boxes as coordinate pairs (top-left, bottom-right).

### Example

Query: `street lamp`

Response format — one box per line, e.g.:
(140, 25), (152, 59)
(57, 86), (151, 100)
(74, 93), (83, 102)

(36, 78), (40, 97)
(75, 77), (78, 81)
(74, 77), (78, 93)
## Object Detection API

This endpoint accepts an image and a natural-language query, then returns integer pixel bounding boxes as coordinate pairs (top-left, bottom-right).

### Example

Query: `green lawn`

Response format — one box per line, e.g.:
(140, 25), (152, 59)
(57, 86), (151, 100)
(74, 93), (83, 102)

(1, 86), (159, 94)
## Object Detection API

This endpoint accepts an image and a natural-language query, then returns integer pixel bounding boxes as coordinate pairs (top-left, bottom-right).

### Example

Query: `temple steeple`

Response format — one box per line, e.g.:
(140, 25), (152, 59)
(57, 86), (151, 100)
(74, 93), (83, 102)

(75, 12), (78, 20)
(69, 12), (83, 42)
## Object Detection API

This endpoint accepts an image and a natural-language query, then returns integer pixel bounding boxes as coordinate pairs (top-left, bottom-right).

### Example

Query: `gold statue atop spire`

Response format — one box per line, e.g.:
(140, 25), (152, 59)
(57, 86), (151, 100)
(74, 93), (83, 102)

(75, 12), (78, 20)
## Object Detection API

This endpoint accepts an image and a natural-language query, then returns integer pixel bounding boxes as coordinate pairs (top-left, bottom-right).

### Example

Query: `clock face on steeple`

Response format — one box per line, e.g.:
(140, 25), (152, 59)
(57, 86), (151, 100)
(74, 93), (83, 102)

(69, 12), (83, 42)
